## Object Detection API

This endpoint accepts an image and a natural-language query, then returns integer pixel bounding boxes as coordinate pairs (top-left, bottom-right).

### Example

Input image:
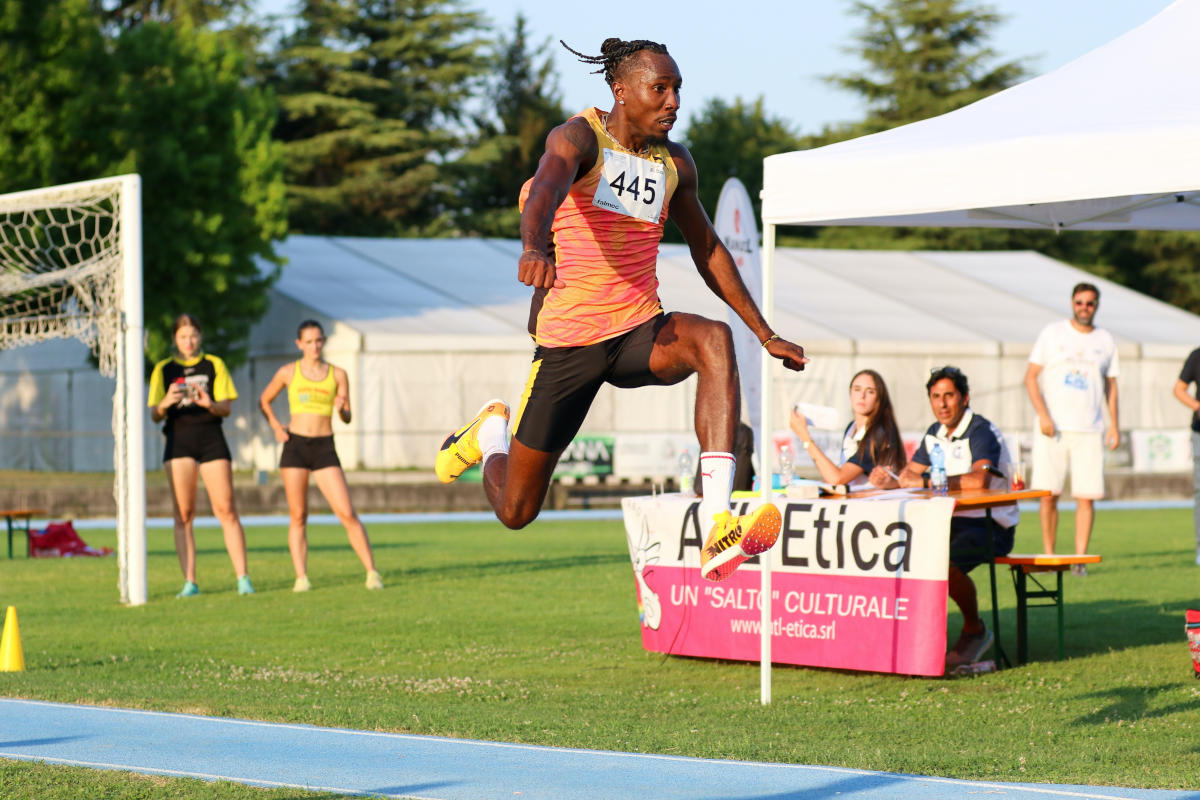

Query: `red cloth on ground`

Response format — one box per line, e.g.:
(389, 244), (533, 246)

(1188, 609), (1200, 678)
(29, 522), (113, 558)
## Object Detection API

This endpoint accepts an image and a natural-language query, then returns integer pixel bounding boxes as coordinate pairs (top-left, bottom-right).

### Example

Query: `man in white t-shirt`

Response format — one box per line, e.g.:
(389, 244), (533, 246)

(1024, 282), (1120, 573)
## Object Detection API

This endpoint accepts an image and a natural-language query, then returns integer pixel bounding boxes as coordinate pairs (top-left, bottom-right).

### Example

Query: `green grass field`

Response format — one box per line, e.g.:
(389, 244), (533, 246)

(1, 506), (1198, 799)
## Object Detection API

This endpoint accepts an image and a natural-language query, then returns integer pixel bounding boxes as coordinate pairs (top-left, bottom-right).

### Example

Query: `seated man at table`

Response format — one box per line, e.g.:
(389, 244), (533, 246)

(898, 366), (1018, 670)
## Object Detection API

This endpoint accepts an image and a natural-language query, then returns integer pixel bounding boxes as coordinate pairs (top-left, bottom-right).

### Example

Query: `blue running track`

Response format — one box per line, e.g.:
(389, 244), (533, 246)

(1, 699), (1195, 800)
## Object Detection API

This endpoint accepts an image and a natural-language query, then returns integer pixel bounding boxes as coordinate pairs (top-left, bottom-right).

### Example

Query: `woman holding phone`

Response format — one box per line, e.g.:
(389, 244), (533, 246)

(148, 313), (253, 598)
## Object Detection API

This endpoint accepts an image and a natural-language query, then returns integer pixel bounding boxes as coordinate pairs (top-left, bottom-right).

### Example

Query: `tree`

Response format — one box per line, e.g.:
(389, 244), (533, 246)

(0, 0), (288, 368)
(453, 13), (566, 238)
(0, 0), (110, 191)
(268, 0), (487, 236)
(112, 22), (288, 366)
(787, 0), (1031, 246)
(90, 0), (250, 29)
(682, 97), (801, 225)
(823, 0), (1027, 139)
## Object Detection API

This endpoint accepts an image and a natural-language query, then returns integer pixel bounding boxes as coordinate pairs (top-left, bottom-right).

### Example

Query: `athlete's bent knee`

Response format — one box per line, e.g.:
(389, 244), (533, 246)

(494, 498), (540, 530)
(695, 320), (734, 363)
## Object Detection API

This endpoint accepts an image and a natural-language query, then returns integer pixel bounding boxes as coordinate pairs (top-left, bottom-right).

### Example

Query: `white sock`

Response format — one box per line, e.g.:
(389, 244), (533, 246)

(478, 413), (509, 464)
(698, 451), (735, 524)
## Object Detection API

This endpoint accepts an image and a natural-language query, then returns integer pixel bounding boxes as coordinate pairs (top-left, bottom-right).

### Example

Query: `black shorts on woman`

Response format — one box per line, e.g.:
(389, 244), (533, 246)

(164, 422), (232, 463)
(279, 431), (342, 471)
(514, 314), (673, 452)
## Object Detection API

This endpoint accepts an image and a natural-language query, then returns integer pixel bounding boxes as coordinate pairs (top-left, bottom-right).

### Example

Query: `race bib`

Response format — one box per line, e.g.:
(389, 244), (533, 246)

(593, 148), (666, 223)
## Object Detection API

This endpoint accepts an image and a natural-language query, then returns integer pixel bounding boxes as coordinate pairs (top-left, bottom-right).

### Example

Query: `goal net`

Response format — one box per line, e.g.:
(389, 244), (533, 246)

(0, 174), (147, 605)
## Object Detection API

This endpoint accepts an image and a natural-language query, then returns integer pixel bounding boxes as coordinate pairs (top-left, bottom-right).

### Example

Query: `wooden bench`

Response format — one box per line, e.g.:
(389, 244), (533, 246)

(1, 509), (46, 559)
(994, 553), (1102, 664)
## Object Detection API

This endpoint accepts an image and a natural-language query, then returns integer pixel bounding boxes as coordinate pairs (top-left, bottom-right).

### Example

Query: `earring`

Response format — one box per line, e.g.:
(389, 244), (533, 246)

(619, 100), (625, 105)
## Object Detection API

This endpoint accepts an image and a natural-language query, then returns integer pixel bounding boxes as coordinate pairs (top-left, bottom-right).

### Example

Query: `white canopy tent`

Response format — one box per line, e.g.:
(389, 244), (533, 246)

(754, 0), (1200, 702)
(761, 0), (1200, 230)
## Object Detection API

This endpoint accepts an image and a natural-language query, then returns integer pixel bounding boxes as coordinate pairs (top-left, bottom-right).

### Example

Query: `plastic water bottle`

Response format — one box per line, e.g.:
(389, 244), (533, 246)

(930, 442), (948, 495)
(678, 449), (694, 495)
(779, 444), (794, 488)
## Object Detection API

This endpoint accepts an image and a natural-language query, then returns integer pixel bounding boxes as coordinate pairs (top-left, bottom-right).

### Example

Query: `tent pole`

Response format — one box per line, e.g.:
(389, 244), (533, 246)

(759, 222), (776, 705)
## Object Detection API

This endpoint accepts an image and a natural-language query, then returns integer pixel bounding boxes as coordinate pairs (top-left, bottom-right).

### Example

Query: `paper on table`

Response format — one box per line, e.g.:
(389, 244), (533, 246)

(851, 487), (929, 501)
(793, 402), (839, 431)
(785, 479), (849, 499)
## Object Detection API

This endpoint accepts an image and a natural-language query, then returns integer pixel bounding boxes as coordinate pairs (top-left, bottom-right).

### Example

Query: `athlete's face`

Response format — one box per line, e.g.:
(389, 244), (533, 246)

(296, 327), (326, 360)
(174, 325), (201, 359)
(849, 373), (879, 417)
(928, 378), (967, 430)
(614, 52), (681, 141)
(1072, 289), (1098, 327)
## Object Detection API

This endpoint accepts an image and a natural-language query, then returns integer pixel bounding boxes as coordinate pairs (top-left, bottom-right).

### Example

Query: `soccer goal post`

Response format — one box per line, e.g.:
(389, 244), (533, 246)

(0, 174), (147, 605)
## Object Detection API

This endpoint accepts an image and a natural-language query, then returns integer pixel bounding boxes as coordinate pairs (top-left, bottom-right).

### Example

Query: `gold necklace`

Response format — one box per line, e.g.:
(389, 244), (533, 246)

(601, 113), (650, 156)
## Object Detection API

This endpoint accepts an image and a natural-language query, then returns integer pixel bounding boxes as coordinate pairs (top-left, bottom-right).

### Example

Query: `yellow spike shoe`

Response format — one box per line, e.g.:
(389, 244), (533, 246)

(434, 399), (509, 484)
(700, 503), (782, 583)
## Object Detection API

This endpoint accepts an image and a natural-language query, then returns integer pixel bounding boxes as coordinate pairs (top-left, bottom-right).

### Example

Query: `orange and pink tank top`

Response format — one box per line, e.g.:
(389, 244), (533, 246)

(519, 107), (679, 348)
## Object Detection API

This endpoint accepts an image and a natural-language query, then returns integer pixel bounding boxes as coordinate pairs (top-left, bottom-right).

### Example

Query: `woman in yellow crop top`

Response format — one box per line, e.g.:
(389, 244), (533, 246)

(259, 320), (382, 592)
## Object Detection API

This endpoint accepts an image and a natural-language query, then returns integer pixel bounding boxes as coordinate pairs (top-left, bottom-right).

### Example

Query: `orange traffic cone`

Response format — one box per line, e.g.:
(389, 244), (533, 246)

(1, 605), (25, 671)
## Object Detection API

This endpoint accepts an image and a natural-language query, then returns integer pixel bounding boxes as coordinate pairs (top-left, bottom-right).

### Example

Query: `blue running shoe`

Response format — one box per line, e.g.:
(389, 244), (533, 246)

(177, 581), (200, 598)
(237, 575), (255, 595)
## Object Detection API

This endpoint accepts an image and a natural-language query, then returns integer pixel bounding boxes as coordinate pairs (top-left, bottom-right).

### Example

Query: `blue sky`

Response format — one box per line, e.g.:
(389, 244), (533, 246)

(260, 0), (1175, 136)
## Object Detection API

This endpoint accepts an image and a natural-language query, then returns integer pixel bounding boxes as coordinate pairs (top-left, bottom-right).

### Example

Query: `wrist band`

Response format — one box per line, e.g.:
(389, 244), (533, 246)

(761, 333), (780, 348)
(522, 248), (544, 256)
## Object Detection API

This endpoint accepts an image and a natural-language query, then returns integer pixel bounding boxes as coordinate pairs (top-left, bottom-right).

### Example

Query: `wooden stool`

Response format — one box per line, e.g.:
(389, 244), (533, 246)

(994, 553), (1102, 664)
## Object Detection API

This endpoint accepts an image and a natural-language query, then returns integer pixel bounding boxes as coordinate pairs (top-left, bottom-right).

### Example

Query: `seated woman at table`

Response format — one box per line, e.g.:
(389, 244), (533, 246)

(789, 369), (905, 490)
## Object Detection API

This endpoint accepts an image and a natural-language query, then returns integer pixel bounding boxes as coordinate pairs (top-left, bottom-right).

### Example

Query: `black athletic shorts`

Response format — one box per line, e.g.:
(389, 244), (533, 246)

(949, 516), (1015, 573)
(514, 314), (673, 452)
(163, 422), (232, 464)
(279, 431), (341, 471)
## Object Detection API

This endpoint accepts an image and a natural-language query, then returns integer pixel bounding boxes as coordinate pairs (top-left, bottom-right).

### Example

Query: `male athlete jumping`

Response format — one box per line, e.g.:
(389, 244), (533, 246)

(436, 38), (807, 581)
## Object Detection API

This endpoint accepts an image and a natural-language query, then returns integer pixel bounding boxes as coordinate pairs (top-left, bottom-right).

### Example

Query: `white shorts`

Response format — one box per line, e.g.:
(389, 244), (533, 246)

(1031, 429), (1105, 498)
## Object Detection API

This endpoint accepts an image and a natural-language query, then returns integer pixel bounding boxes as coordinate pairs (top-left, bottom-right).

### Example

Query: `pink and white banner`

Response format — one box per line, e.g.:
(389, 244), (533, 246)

(622, 494), (954, 676)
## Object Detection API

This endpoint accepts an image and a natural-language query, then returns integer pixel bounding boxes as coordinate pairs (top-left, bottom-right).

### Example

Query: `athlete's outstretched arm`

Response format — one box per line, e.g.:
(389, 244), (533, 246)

(518, 118), (598, 290)
(668, 145), (807, 372)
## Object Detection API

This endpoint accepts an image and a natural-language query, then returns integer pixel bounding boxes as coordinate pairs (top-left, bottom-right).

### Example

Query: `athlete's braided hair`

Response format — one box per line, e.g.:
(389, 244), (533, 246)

(560, 38), (669, 86)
